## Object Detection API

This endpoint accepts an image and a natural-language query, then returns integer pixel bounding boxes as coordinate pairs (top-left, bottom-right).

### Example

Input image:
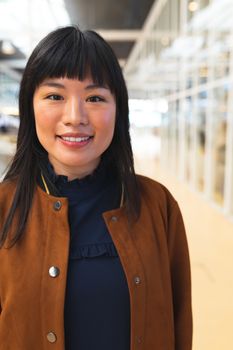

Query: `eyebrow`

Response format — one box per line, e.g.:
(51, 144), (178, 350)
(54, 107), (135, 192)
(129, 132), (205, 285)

(40, 81), (109, 90)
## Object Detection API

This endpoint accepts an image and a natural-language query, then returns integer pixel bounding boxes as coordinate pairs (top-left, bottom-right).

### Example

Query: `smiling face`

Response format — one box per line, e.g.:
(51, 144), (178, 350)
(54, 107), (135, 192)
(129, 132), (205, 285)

(33, 76), (116, 180)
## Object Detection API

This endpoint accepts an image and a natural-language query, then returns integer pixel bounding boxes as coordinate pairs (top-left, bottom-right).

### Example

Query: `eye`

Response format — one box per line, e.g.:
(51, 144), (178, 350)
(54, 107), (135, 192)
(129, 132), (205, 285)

(87, 96), (105, 103)
(46, 94), (63, 101)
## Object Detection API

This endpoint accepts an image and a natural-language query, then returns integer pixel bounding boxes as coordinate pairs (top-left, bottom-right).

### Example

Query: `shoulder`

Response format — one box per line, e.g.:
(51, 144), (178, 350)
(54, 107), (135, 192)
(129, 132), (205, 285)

(0, 179), (17, 210)
(0, 179), (16, 195)
(136, 174), (177, 208)
(135, 175), (186, 240)
(136, 174), (182, 228)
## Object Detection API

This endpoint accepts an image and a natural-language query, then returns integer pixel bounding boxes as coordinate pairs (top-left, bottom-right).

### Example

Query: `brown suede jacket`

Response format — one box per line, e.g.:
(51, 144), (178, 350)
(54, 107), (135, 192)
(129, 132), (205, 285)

(0, 175), (192, 350)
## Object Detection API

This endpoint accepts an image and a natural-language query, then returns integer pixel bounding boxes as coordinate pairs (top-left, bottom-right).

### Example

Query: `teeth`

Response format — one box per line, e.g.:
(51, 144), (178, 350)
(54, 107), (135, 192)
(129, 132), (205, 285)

(61, 136), (90, 142)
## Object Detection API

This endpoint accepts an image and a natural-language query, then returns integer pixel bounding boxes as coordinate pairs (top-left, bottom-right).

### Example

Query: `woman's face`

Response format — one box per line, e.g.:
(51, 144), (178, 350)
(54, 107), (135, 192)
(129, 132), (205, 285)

(33, 76), (116, 180)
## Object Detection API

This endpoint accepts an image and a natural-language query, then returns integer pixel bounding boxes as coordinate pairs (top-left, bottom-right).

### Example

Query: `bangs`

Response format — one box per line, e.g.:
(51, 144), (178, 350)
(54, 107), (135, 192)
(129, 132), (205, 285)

(31, 27), (116, 92)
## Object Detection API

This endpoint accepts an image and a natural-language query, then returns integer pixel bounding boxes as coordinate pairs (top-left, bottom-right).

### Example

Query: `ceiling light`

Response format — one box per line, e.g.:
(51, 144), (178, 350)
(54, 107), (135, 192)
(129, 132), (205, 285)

(1, 41), (16, 55)
(188, 1), (199, 12)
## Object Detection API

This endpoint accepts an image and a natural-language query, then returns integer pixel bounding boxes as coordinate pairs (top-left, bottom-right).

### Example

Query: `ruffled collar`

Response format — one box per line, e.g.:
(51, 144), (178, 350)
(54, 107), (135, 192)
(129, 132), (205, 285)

(47, 158), (107, 186)
(46, 158), (118, 202)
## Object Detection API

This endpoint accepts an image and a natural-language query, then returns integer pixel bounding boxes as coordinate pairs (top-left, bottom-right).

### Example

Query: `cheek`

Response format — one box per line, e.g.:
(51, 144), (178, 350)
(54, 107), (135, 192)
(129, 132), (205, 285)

(34, 104), (56, 136)
(33, 101), (44, 127)
(95, 107), (116, 134)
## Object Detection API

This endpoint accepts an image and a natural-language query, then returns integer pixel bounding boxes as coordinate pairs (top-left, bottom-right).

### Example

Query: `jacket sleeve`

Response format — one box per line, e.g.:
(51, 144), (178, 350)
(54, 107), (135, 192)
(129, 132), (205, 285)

(167, 200), (193, 350)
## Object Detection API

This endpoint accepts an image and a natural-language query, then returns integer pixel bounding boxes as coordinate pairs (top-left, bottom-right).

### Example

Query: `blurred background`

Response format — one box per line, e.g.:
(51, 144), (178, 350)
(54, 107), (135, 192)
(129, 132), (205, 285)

(0, 0), (233, 349)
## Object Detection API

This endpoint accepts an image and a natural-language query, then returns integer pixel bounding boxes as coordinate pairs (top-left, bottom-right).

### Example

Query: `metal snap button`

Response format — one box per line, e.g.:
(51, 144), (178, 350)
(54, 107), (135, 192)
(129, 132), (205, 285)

(49, 266), (60, 278)
(111, 216), (118, 222)
(47, 331), (57, 343)
(134, 276), (141, 285)
(53, 201), (62, 211)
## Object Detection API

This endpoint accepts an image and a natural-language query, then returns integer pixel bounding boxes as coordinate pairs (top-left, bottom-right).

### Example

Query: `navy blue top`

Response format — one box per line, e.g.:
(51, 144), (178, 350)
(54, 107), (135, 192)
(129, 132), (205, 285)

(47, 160), (131, 350)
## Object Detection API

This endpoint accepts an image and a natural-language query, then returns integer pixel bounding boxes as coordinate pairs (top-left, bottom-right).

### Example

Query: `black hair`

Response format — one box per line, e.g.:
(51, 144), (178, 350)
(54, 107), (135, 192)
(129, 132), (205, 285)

(0, 25), (141, 248)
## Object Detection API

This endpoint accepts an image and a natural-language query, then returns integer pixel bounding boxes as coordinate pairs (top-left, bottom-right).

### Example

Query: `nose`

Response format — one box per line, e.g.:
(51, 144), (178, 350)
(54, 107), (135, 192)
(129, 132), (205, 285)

(63, 97), (88, 126)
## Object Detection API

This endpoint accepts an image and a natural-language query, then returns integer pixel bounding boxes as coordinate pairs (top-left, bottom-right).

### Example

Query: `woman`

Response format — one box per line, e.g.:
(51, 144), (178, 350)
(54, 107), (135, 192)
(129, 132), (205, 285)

(0, 26), (192, 350)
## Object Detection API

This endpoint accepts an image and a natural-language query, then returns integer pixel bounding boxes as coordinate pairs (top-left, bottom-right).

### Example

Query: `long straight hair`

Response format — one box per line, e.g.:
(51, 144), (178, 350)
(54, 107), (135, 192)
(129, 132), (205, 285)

(0, 25), (141, 248)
